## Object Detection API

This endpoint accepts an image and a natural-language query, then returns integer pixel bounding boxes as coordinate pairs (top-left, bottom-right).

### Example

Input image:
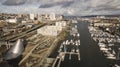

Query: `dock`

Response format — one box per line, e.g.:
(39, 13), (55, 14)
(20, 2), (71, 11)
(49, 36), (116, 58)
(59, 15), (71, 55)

(52, 24), (81, 67)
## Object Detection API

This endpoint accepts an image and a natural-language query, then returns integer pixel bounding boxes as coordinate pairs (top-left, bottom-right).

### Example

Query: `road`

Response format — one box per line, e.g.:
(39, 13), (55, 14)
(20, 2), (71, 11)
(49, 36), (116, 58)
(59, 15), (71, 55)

(60, 21), (111, 67)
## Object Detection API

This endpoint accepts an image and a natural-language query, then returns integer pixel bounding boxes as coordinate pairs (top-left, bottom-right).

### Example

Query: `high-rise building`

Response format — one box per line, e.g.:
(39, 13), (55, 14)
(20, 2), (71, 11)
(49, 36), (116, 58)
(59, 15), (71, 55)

(30, 14), (38, 20)
(50, 13), (56, 21)
(30, 14), (35, 20)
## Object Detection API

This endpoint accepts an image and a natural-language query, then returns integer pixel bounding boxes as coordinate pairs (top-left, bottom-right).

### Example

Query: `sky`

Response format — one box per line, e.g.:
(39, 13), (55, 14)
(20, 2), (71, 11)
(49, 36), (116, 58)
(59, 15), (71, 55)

(0, 0), (120, 16)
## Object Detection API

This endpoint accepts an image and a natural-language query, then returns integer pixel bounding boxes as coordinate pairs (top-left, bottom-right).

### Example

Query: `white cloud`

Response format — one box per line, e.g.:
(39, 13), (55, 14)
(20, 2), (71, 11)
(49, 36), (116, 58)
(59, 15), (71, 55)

(0, 0), (120, 16)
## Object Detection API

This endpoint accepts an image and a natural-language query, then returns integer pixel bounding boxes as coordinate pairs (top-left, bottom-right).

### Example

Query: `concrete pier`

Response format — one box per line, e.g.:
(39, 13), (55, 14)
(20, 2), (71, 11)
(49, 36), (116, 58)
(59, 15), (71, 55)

(57, 58), (62, 67)
(52, 57), (59, 67)
(69, 53), (71, 60)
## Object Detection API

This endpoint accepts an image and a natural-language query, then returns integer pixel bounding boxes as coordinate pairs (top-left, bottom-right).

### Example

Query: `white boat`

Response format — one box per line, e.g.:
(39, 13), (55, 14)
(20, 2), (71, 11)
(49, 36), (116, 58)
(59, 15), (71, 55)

(114, 64), (120, 67)
(66, 40), (69, 45)
(77, 33), (80, 37)
(72, 49), (75, 52)
(99, 44), (106, 48)
(108, 43), (114, 46)
(106, 56), (116, 60)
(77, 40), (80, 43)
(107, 53), (115, 57)
(58, 49), (62, 52)
(100, 47), (108, 51)
(103, 50), (110, 54)
(75, 43), (78, 46)
(70, 39), (73, 44)
(62, 41), (66, 45)
(112, 50), (116, 55)
(60, 45), (63, 48)
(75, 25), (77, 28)
(57, 56), (60, 58)
(76, 49), (79, 53)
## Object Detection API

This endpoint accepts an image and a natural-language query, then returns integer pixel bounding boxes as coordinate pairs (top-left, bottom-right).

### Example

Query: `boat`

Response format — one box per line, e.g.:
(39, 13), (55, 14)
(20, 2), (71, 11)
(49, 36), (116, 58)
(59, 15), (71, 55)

(100, 47), (108, 51)
(71, 49), (75, 52)
(106, 56), (116, 60)
(98, 43), (106, 48)
(76, 49), (79, 53)
(58, 49), (62, 52)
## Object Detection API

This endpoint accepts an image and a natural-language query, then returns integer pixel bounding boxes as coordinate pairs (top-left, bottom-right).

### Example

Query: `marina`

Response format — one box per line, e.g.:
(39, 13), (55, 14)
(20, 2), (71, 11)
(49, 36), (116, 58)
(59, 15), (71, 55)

(60, 20), (115, 67)
(52, 23), (81, 67)
(44, 19), (120, 67)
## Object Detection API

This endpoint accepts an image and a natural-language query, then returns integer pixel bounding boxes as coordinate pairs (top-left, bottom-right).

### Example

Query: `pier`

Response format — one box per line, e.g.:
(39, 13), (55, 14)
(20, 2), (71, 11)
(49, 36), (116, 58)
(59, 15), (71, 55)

(52, 22), (81, 67)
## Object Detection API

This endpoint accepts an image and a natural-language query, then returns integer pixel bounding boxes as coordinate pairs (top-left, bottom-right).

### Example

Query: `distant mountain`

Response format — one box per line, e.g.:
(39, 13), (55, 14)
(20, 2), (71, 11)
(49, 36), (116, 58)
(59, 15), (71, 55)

(64, 14), (120, 19)
(81, 15), (120, 18)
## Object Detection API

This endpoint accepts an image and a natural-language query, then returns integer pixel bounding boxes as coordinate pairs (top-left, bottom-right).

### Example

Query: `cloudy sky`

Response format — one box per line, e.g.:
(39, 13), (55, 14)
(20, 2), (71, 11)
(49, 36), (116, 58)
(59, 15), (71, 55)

(0, 0), (120, 16)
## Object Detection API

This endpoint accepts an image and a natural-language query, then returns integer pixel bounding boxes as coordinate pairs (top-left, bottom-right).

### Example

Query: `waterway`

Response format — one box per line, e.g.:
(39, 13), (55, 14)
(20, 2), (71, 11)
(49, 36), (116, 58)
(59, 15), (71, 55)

(60, 21), (112, 67)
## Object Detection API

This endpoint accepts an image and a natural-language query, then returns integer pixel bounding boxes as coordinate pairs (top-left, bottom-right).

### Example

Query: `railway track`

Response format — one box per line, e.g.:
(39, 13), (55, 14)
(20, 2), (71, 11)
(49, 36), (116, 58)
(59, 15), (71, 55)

(3, 23), (46, 42)
(19, 35), (55, 66)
